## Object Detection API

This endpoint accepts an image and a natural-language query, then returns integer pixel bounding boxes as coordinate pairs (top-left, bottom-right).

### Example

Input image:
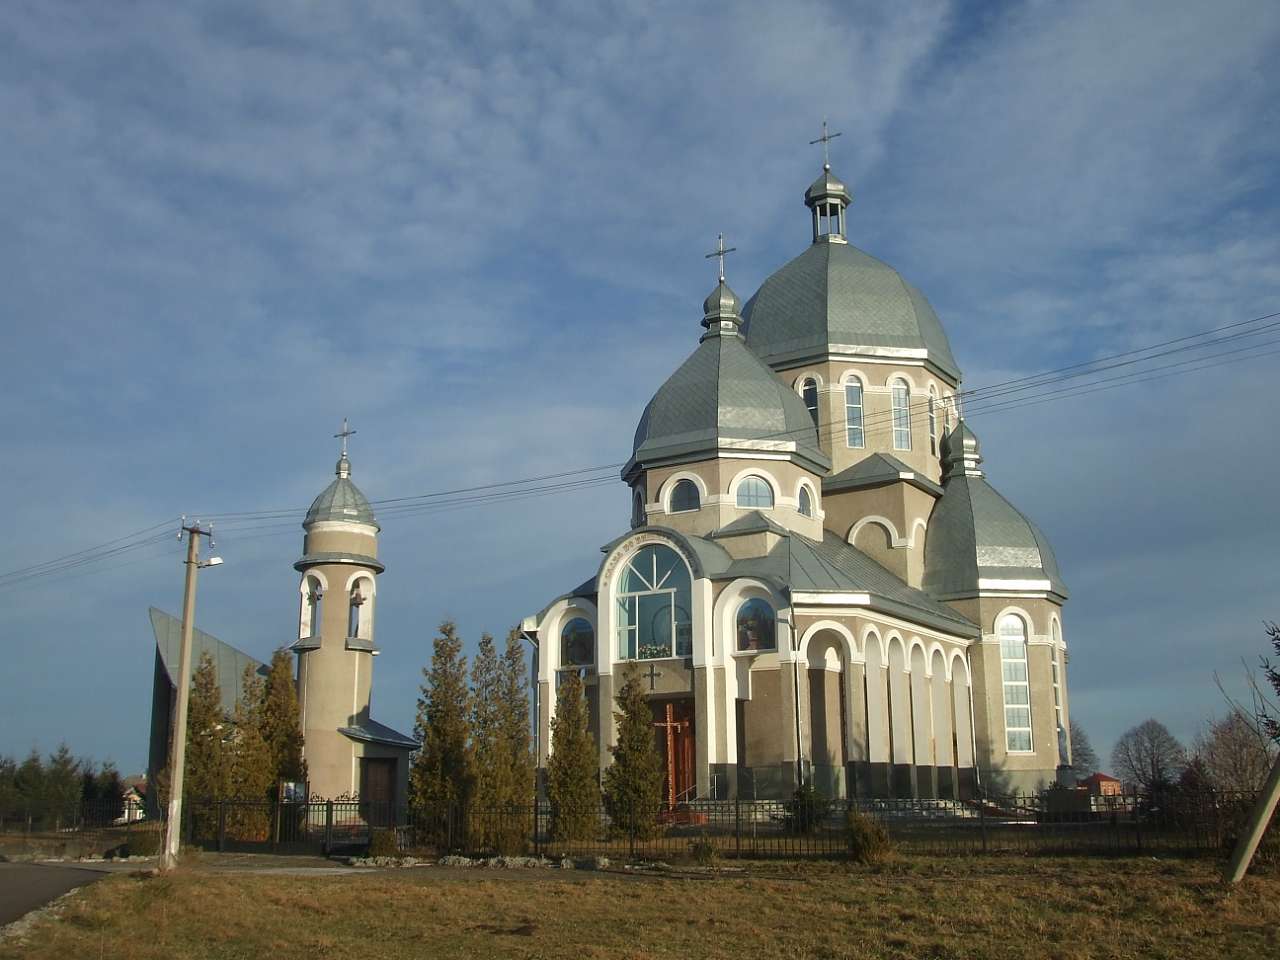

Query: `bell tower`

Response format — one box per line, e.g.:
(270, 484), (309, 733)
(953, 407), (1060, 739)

(291, 420), (387, 800)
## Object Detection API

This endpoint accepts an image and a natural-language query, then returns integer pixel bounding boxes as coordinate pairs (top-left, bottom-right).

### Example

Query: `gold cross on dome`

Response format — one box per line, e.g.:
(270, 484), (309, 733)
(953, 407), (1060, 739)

(334, 417), (356, 457)
(809, 118), (842, 169)
(704, 233), (737, 283)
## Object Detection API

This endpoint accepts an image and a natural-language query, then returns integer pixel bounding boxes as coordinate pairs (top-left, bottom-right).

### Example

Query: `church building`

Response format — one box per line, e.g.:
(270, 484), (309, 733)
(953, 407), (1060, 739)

(524, 153), (1072, 801)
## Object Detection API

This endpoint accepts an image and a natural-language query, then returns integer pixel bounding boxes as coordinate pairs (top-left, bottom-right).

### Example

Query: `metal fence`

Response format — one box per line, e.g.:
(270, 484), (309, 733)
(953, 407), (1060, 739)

(4, 792), (1267, 861)
(169, 789), (1267, 861)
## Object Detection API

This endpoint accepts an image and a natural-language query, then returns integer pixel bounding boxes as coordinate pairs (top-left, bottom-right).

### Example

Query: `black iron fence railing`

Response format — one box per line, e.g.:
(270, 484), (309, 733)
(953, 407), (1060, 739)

(4, 791), (1271, 861)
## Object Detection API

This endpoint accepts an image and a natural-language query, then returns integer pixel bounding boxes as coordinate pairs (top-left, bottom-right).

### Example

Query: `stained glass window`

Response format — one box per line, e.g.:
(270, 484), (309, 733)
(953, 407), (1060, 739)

(561, 617), (594, 667)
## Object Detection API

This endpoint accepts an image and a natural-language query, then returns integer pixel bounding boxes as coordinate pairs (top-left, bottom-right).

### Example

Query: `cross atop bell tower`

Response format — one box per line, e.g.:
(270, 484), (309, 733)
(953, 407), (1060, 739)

(804, 120), (852, 244)
(333, 418), (356, 478)
(809, 118), (843, 171)
(704, 233), (737, 283)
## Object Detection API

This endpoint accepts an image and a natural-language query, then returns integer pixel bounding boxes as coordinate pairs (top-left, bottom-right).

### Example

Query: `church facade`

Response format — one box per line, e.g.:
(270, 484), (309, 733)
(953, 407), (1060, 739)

(524, 160), (1072, 801)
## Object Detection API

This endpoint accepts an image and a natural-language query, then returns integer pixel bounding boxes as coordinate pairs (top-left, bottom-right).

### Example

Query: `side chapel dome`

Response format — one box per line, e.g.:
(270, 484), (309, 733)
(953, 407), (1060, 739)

(923, 422), (1066, 599)
(741, 164), (962, 382)
(631, 278), (829, 473)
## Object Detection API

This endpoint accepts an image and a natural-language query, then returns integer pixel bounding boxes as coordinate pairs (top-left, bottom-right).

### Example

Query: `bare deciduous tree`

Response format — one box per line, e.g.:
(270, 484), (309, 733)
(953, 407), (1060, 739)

(1111, 719), (1186, 791)
(1194, 712), (1277, 794)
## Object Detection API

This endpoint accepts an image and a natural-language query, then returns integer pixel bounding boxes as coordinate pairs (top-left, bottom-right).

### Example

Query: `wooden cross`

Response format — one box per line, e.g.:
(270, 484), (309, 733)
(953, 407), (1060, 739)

(809, 118), (842, 169)
(334, 417), (356, 457)
(652, 702), (684, 809)
(703, 233), (736, 283)
(644, 662), (663, 692)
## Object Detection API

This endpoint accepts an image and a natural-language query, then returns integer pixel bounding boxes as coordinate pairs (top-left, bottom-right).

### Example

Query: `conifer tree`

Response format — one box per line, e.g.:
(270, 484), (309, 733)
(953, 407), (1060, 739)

(409, 621), (472, 844)
(259, 649), (307, 788)
(546, 669), (599, 842)
(601, 663), (663, 841)
(184, 652), (230, 834)
(45, 744), (81, 828)
(469, 633), (506, 851)
(226, 665), (274, 838)
(498, 629), (534, 805)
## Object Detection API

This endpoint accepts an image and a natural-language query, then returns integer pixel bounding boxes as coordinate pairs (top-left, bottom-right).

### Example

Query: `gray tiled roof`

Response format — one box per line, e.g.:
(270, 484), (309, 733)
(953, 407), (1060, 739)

(339, 718), (418, 750)
(305, 455), (379, 529)
(150, 607), (266, 714)
(631, 329), (829, 471)
(823, 453), (943, 497)
(741, 241), (962, 381)
(923, 475), (1067, 600)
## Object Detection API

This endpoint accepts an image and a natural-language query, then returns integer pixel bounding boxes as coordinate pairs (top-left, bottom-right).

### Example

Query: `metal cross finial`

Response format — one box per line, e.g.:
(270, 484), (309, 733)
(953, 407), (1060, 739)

(704, 233), (737, 283)
(809, 118), (842, 170)
(334, 417), (356, 457)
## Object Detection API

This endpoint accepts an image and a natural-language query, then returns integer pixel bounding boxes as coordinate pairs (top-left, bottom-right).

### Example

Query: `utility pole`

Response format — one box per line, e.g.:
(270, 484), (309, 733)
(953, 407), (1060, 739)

(1224, 751), (1280, 884)
(160, 519), (222, 872)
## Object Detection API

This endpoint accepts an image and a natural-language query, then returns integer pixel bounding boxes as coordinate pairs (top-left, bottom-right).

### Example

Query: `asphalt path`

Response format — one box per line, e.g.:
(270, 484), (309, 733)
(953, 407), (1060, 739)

(0, 862), (105, 926)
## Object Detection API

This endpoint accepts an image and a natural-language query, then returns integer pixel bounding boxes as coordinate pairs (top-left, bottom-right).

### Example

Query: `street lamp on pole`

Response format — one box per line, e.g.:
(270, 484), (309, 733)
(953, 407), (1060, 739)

(160, 519), (223, 872)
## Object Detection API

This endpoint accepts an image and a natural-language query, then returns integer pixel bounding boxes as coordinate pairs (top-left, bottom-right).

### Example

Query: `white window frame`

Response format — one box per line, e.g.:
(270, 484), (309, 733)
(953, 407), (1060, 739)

(999, 615), (1033, 753)
(797, 484), (814, 518)
(616, 546), (692, 661)
(928, 387), (938, 457)
(668, 478), (700, 513)
(800, 377), (819, 427)
(844, 380), (865, 448)
(892, 380), (912, 451)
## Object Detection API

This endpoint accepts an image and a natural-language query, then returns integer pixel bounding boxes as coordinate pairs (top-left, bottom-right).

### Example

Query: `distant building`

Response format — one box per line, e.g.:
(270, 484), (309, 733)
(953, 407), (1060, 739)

(1081, 772), (1122, 797)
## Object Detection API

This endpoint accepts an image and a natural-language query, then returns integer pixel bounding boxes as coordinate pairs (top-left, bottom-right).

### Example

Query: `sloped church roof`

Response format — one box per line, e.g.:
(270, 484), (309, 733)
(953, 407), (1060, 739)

(304, 453), (378, 529)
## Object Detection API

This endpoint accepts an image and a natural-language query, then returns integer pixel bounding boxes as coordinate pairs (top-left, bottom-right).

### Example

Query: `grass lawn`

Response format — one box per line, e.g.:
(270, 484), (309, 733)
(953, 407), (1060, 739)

(4, 855), (1278, 960)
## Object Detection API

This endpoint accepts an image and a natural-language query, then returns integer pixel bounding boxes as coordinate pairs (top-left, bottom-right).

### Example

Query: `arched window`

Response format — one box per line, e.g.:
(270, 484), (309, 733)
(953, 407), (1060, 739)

(669, 479), (700, 513)
(616, 544), (692, 660)
(348, 578), (372, 640)
(800, 378), (819, 427)
(300, 576), (323, 639)
(797, 485), (814, 518)
(736, 598), (776, 652)
(736, 475), (774, 509)
(892, 379), (912, 451)
(999, 615), (1033, 752)
(561, 617), (594, 667)
(928, 387), (938, 456)
(844, 380), (864, 448)
(631, 488), (645, 527)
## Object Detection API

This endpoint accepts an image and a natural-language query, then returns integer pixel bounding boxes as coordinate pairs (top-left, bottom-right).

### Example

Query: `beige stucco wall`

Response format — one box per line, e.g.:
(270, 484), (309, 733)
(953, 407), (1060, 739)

(773, 359), (958, 480)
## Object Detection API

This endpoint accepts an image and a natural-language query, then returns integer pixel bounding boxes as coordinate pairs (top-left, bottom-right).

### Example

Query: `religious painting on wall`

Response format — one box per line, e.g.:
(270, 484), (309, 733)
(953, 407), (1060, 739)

(561, 617), (595, 667)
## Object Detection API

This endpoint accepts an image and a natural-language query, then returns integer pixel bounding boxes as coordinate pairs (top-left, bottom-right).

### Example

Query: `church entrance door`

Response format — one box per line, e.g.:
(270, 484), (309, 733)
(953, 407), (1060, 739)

(360, 758), (395, 827)
(651, 699), (696, 807)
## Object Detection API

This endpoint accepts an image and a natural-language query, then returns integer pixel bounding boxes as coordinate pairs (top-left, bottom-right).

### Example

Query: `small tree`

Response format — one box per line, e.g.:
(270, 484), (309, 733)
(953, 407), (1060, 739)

(226, 665), (274, 838)
(185, 653), (230, 837)
(1193, 711), (1277, 794)
(259, 649), (307, 790)
(469, 633), (504, 849)
(45, 744), (82, 829)
(601, 663), (663, 842)
(546, 670), (599, 843)
(409, 621), (472, 847)
(1069, 720), (1101, 780)
(15, 750), (46, 825)
(1112, 719), (1186, 792)
(0, 756), (18, 826)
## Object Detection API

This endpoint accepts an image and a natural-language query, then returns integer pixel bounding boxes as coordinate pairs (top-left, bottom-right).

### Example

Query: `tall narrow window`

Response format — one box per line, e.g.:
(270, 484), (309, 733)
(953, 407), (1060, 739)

(1051, 621), (1067, 763)
(736, 475), (774, 509)
(797, 485), (813, 518)
(348, 579), (371, 640)
(999, 615), (1033, 752)
(669, 479), (700, 513)
(801, 378), (819, 427)
(615, 544), (692, 660)
(928, 388), (938, 456)
(844, 381), (864, 448)
(301, 576), (323, 639)
(892, 380), (912, 451)
(561, 617), (595, 667)
(632, 489), (645, 527)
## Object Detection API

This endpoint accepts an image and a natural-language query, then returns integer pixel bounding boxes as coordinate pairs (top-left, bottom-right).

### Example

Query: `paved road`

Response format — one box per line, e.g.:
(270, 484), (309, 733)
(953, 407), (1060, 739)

(0, 862), (105, 926)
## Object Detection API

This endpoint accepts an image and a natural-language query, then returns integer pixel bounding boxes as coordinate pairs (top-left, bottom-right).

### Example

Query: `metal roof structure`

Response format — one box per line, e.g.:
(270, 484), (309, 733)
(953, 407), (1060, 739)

(304, 453), (379, 529)
(339, 718), (418, 750)
(923, 424), (1068, 600)
(150, 607), (267, 714)
(742, 238), (962, 381)
(630, 280), (830, 474)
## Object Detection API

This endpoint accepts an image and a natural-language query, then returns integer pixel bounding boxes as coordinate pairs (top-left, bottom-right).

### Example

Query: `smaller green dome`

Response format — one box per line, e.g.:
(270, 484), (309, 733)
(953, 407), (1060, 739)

(804, 165), (851, 206)
(304, 454), (379, 529)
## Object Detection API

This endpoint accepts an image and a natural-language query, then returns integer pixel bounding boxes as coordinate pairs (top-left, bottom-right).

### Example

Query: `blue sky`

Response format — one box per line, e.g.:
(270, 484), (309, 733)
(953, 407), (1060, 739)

(2, 0), (1278, 774)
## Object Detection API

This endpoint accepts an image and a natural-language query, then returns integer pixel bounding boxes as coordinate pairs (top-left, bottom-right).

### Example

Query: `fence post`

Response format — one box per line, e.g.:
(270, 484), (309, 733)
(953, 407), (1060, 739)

(979, 795), (988, 854)
(324, 801), (333, 854)
(1134, 795), (1143, 853)
(734, 797), (741, 859)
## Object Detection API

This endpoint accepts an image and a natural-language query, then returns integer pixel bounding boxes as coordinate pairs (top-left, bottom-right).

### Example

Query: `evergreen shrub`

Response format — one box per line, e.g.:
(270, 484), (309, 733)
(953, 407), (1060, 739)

(368, 829), (399, 858)
(845, 809), (892, 865)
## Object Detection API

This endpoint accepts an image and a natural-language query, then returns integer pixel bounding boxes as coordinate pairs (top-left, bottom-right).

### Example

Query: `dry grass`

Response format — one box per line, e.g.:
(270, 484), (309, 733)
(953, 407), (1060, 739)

(4, 856), (1278, 960)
